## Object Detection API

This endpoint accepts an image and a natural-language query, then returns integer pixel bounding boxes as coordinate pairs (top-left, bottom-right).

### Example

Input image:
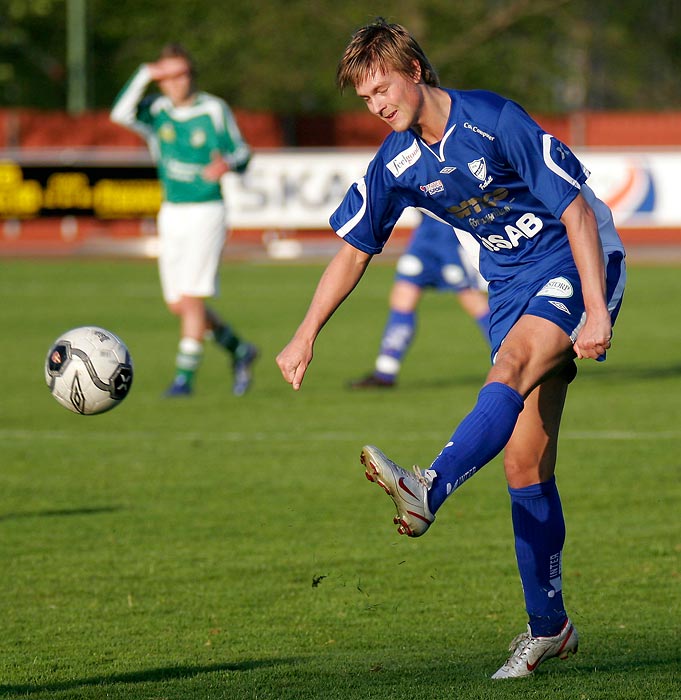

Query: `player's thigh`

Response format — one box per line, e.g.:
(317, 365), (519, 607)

(163, 202), (226, 299)
(504, 374), (569, 488)
(157, 204), (186, 304)
(488, 315), (574, 396)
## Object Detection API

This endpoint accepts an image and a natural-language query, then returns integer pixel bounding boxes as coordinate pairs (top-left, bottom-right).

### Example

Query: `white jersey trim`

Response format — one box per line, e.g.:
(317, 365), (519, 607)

(542, 134), (581, 189)
(336, 178), (368, 239)
(421, 123), (457, 162)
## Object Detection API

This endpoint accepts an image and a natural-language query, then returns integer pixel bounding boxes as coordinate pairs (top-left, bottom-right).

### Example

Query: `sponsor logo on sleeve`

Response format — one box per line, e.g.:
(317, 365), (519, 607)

(386, 140), (422, 178)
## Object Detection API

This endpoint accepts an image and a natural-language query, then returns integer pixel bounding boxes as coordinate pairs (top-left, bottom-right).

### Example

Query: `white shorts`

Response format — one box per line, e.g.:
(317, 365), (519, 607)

(157, 201), (226, 303)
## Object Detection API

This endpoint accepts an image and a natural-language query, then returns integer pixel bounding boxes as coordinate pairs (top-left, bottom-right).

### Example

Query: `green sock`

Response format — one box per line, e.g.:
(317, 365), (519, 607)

(175, 337), (203, 387)
(214, 323), (241, 355)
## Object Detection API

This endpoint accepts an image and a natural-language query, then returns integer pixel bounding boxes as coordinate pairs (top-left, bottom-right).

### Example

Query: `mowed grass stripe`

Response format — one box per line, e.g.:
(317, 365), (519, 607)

(0, 259), (679, 700)
(2, 428), (680, 442)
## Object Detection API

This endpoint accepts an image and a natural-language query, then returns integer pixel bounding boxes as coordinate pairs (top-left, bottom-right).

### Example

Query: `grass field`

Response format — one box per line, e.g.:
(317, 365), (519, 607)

(1, 257), (679, 700)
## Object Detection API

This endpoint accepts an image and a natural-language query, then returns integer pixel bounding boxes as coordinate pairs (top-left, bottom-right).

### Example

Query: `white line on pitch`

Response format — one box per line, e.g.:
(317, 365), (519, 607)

(1, 429), (679, 442)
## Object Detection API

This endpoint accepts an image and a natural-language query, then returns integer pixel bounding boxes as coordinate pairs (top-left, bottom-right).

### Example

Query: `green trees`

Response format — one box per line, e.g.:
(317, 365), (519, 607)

(2, 0), (680, 113)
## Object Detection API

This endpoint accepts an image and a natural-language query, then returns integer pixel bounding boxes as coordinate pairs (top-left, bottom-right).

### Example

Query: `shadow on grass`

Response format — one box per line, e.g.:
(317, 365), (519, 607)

(342, 372), (485, 394)
(0, 659), (293, 697)
(578, 361), (681, 382)
(0, 506), (123, 523)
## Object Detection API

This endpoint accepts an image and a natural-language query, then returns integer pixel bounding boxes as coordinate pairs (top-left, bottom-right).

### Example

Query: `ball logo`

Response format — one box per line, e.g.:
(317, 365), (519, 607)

(48, 346), (67, 372)
(69, 373), (86, 414)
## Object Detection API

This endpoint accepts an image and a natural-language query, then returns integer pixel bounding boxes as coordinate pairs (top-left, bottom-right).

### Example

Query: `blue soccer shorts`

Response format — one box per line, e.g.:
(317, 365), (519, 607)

(489, 250), (626, 361)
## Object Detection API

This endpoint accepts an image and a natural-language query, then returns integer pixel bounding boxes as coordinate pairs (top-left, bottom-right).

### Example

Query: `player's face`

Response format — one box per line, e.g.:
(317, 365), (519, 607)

(158, 60), (194, 106)
(354, 67), (424, 133)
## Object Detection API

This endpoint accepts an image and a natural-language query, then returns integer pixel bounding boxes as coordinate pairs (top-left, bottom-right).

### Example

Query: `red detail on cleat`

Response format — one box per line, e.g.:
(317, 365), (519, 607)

(557, 626), (575, 656)
(398, 476), (418, 499)
(407, 509), (431, 524)
(526, 622), (575, 672)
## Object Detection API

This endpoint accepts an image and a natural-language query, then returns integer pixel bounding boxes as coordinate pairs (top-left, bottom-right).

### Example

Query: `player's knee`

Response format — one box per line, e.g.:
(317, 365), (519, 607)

(490, 347), (527, 386)
(503, 453), (526, 486)
(167, 300), (183, 316)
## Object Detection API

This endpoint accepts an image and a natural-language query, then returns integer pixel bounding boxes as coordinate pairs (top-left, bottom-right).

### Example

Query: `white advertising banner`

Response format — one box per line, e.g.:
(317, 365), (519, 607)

(580, 151), (680, 228)
(222, 148), (681, 230)
(222, 149), (417, 230)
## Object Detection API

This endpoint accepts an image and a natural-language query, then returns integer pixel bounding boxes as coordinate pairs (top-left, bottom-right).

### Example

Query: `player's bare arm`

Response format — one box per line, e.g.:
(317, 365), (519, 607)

(147, 56), (190, 82)
(561, 194), (612, 360)
(203, 152), (230, 181)
(277, 243), (372, 390)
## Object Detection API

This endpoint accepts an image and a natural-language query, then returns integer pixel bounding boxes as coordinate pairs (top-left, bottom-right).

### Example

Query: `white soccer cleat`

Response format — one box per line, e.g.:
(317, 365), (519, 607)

(491, 618), (578, 679)
(361, 444), (435, 537)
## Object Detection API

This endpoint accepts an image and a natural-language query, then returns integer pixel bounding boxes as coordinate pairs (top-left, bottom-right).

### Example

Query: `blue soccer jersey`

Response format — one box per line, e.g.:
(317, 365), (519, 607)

(330, 89), (624, 292)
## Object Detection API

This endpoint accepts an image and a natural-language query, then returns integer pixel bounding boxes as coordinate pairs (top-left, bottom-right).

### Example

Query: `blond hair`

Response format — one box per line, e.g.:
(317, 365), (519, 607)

(336, 18), (439, 92)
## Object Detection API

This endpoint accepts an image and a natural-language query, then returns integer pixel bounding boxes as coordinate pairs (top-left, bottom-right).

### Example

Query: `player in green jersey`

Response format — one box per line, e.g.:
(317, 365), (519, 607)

(111, 43), (258, 397)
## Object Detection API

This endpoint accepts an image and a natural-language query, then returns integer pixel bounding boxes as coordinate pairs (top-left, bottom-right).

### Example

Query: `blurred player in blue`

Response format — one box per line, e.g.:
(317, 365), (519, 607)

(111, 44), (258, 397)
(349, 214), (490, 388)
(277, 19), (626, 678)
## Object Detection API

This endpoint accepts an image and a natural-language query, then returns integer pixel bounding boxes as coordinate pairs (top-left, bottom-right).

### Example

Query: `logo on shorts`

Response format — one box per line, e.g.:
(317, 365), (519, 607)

(548, 300), (571, 314)
(536, 276), (574, 299)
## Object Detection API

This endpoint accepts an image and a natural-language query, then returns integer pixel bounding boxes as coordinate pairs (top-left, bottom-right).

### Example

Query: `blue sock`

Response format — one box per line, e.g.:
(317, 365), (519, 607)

(374, 309), (416, 381)
(427, 382), (524, 512)
(476, 311), (491, 345)
(509, 477), (568, 637)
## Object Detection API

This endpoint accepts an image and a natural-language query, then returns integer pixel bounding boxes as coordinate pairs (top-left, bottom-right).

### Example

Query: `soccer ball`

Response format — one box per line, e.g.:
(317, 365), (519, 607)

(45, 326), (134, 415)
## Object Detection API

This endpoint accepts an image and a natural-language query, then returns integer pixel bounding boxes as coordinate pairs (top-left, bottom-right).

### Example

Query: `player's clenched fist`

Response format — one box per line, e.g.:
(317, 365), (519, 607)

(276, 339), (313, 391)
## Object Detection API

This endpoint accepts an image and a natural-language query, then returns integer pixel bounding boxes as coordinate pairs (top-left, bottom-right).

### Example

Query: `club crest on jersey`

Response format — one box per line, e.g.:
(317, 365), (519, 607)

(420, 179), (444, 196)
(190, 128), (207, 148)
(159, 123), (176, 142)
(387, 139), (422, 178)
(537, 277), (574, 299)
(468, 157), (493, 190)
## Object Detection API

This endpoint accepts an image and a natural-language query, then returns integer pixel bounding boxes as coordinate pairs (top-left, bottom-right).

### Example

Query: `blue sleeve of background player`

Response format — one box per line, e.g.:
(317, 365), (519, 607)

(496, 101), (589, 220)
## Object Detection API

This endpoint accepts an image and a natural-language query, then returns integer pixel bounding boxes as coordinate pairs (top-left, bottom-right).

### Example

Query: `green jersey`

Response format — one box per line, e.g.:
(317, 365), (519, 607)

(111, 65), (251, 203)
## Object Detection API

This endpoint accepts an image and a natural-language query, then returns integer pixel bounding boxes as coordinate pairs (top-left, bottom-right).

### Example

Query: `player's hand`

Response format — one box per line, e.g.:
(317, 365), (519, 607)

(148, 57), (190, 82)
(276, 338), (313, 391)
(203, 153), (229, 181)
(573, 311), (612, 360)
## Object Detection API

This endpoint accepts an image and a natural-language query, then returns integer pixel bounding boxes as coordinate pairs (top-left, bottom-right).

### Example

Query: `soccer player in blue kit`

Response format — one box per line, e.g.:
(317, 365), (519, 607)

(276, 19), (626, 678)
(349, 214), (490, 389)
